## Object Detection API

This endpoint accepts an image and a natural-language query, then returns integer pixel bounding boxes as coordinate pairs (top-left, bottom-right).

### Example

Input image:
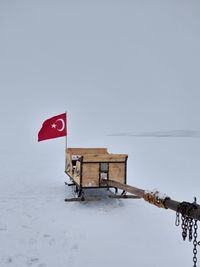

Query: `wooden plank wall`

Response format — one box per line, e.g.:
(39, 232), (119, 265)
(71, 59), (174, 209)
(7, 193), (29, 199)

(65, 153), (72, 176)
(74, 161), (81, 185)
(82, 154), (127, 163)
(109, 163), (125, 184)
(82, 163), (99, 187)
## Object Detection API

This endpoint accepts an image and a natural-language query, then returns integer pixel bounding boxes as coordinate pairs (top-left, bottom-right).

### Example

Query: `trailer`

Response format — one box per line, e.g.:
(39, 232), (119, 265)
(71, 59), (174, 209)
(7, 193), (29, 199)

(64, 147), (133, 200)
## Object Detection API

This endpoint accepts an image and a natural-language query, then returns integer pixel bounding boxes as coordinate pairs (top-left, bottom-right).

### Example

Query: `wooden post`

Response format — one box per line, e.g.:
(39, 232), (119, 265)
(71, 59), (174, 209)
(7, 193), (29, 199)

(101, 179), (200, 221)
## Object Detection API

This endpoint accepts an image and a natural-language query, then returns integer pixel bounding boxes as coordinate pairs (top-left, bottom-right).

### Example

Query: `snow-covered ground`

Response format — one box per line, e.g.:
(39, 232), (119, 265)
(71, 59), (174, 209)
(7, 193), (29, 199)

(1, 1), (200, 266)
(0, 136), (199, 267)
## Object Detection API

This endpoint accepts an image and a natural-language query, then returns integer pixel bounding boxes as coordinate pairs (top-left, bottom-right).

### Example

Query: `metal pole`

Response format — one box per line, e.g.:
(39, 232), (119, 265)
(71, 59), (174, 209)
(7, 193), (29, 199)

(65, 111), (67, 148)
(101, 179), (200, 221)
(65, 111), (67, 171)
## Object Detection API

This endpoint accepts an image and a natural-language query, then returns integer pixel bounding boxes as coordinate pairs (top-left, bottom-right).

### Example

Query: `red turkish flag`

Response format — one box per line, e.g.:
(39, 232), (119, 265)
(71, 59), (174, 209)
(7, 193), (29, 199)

(38, 113), (67, 142)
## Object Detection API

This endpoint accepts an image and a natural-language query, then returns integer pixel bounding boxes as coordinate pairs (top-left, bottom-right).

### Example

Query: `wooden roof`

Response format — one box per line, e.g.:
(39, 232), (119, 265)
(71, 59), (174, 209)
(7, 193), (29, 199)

(67, 148), (108, 155)
(66, 148), (128, 162)
(82, 154), (128, 163)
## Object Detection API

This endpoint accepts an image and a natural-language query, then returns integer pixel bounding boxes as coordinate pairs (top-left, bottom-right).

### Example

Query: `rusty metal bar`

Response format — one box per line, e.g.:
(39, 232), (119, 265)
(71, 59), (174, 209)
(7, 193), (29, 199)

(101, 179), (200, 221)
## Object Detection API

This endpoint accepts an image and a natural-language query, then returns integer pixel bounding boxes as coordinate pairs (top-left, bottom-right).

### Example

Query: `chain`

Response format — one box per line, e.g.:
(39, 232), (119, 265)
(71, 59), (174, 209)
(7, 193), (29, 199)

(193, 220), (198, 267)
(182, 215), (189, 240)
(175, 198), (199, 267)
(175, 211), (180, 226)
(189, 218), (194, 242)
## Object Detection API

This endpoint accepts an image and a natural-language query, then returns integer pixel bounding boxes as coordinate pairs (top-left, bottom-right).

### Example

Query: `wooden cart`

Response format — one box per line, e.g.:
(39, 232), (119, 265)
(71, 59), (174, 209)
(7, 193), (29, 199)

(64, 148), (134, 201)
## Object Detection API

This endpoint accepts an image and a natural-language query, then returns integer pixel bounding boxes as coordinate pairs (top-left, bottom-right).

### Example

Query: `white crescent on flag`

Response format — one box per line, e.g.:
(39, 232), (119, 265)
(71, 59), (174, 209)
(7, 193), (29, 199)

(56, 119), (65, 131)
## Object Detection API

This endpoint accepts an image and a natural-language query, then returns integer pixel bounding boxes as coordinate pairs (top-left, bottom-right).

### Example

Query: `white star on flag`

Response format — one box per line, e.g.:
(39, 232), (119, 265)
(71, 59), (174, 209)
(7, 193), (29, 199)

(51, 123), (57, 129)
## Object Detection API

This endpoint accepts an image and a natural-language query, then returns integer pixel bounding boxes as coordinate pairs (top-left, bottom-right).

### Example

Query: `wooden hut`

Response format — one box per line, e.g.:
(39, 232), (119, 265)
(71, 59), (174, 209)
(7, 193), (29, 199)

(65, 148), (128, 196)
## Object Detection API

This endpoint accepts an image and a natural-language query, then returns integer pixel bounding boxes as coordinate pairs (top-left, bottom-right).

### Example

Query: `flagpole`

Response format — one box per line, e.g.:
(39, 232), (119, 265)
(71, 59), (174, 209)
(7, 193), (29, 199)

(65, 111), (67, 148)
(65, 111), (67, 172)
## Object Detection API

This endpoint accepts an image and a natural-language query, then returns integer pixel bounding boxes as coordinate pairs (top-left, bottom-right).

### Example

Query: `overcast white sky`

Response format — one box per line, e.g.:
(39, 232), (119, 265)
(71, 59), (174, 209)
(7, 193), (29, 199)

(1, 0), (200, 138)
